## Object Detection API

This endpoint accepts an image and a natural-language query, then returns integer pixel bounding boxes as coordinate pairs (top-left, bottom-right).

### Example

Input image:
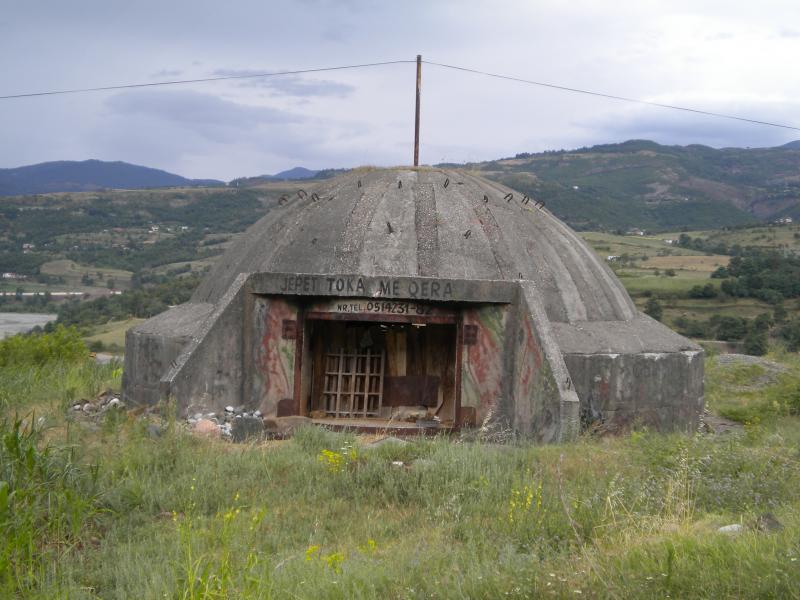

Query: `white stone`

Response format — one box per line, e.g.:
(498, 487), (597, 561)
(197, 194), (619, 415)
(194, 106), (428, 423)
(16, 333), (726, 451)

(718, 524), (743, 534)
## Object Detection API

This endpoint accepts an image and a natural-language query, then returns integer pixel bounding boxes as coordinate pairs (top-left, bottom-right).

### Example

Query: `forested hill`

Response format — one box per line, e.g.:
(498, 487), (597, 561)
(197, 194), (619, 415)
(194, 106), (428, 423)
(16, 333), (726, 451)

(0, 160), (223, 196)
(460, 139), (800, 231)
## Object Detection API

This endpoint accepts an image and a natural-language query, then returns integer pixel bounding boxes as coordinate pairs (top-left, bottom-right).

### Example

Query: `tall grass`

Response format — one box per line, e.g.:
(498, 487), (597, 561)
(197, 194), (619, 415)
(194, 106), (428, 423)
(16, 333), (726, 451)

(0, 417), (102, 596)
(0, 344), (798, 597)
(46, 421), (796, 599)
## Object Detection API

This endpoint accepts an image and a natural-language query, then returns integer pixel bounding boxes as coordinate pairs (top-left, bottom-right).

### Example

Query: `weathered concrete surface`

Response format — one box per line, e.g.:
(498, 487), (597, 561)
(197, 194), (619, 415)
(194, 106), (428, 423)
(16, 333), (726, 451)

(123, 167), (703, 439)
(554, 316), (704, 431)
(509, 282), (581, 442)
(191, 168), (636, 324)
(246, 296), (298, 417)
(247, 272), (517, 303)
(158, 275), (248, 414)
(122, 302), (213, 405)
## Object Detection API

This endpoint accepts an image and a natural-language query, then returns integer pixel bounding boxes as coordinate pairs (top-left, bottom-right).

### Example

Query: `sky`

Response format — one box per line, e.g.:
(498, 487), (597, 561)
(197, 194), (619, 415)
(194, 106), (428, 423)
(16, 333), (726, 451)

(1, 0), (799, 180)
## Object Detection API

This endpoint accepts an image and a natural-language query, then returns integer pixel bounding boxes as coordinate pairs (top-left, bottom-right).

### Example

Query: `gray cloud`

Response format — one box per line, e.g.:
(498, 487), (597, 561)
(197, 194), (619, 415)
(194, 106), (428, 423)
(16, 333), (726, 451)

(210, 69), (356, 97)
(105, 89), (304, 143)
(2, 0), (800, 179)
(150, 69), (184, 79)
(576, 102), (800, 149)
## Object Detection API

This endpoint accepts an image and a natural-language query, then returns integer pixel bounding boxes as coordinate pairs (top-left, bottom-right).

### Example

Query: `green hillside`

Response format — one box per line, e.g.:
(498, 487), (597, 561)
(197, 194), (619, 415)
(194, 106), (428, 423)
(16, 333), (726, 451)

(462, 140), (800, 231)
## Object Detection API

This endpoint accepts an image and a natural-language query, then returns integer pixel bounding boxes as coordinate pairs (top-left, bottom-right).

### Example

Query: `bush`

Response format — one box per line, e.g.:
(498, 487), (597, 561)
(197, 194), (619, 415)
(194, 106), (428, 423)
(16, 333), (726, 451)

(644, 297), (663, 321)
(688, 283), (717, 299)
(779, 320), (800, 352)
(0, 326), (87, 368)
(743, 329), (769, 356)
(712, 316), (749, 341)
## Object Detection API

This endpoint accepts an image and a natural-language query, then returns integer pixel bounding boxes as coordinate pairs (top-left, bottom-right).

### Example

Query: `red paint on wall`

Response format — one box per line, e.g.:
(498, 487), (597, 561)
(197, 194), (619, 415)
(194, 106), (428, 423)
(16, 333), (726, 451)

(462, 306), (507, 411)
(516, 313), (543, 399)
(257, 298), (296, 404)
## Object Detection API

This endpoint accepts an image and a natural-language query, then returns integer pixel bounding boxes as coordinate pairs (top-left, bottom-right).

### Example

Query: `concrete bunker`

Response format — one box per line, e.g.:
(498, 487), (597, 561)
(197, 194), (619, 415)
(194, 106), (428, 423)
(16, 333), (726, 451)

(123, 168), (704, 441)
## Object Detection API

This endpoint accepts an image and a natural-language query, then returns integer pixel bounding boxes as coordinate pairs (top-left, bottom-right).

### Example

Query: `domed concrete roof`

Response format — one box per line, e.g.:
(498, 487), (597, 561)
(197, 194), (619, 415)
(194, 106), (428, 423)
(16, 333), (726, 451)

(192, 167), (637, 323)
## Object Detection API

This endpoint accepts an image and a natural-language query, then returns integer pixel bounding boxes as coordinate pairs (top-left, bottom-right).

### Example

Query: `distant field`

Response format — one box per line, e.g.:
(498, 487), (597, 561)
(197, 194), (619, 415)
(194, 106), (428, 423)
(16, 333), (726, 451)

(638, 254), (729, 272)
(579, 232), (701, 258)
(665, 224), (800, 252)
(618, 273), (718, 296)
(84, 318), (144, 351)
(41, 259), (133, 290)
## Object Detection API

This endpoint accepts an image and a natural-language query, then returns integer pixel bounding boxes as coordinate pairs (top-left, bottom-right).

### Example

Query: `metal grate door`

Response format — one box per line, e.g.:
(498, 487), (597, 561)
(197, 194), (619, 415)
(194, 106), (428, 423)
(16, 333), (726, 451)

(323, 348), (385, 417)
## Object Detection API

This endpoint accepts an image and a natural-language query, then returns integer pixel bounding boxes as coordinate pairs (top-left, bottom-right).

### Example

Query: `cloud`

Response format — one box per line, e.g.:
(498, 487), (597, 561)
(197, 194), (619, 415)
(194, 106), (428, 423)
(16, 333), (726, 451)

(150, 69), (184, 78)
(105, 89), (305, 143)
(575, 100), (800, 149)
(210, 69), (355, 97)
(90, 88), (387, 178)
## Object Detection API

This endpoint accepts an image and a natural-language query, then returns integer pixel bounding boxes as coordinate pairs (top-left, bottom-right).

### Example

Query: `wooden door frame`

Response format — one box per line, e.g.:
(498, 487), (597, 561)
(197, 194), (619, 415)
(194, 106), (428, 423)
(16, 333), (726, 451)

(292, 309), (463, 420)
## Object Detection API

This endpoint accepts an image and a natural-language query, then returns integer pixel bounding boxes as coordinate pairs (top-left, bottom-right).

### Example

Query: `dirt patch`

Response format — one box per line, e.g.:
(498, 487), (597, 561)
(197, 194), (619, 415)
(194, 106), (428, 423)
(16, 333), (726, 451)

(700, 412), (743, 435)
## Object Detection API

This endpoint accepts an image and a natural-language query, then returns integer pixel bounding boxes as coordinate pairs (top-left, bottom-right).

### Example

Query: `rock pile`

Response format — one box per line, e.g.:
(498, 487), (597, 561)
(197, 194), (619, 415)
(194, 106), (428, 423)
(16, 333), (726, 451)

(71, 389), (125, 417)
(185, 408), (315, 442)
(187, 405), (275, 441)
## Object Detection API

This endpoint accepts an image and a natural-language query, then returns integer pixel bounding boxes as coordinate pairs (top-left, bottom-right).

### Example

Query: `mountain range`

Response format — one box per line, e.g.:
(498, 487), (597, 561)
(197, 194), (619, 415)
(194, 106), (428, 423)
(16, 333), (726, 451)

(0, 160), (223, 196)
(2, 140), (800, 230)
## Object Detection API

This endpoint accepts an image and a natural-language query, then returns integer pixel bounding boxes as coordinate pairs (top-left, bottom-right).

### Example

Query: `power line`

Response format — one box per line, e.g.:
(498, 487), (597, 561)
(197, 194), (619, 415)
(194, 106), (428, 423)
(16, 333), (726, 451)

(423, 60), (800, 133)
(0, 60), (416, 100)
(3, 56), (798, 134)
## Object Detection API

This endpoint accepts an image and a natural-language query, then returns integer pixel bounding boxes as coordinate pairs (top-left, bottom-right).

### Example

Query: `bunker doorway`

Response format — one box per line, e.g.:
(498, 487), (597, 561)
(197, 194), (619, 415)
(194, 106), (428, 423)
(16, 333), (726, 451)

(302, 319), (459, 427)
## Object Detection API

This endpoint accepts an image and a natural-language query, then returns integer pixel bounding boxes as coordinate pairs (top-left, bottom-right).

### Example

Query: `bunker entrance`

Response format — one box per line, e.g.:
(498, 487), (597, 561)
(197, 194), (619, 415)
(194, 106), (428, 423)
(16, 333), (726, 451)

(303, 318), (459, 428)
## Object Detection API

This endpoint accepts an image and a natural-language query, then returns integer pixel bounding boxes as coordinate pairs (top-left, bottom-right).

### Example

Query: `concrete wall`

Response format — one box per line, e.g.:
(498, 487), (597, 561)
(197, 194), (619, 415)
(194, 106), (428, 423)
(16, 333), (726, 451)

(122, 302), (214, 406)
(247, 296), (299, 417)
(460, 304), (510, 424)
(551, 315), (705, 433)
(510, 282), (581, 443)
(122, 329), (189, 406)
(564, 350), (704, 432)
(159, 275), (247, 415)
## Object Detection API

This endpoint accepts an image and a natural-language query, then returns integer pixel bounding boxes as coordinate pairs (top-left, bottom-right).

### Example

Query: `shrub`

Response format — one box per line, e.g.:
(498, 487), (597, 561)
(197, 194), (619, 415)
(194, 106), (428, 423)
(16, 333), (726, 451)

(779, 320), (800, 352)
(644, 297), (663, 321)
(688, 283), (717, 299)
(0, 326), (87, 368)
(743, 329), (768, 356)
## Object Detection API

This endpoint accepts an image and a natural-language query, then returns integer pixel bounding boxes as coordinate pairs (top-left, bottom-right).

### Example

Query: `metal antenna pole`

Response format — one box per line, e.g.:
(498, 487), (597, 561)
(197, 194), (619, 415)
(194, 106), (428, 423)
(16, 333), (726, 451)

(414, 55), (421, 167)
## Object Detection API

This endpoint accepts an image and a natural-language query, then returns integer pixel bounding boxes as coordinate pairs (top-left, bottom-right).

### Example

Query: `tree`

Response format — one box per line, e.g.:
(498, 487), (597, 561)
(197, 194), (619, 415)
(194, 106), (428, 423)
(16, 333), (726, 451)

(743, 329), (768, 356)
(688, 283), (717, 299)
(753, 313), (773, 332)
(779, 320), (800, 352)
(774, 303), (788, 323)
(713, 316), (749, 341)
(644, 297), (663, 321)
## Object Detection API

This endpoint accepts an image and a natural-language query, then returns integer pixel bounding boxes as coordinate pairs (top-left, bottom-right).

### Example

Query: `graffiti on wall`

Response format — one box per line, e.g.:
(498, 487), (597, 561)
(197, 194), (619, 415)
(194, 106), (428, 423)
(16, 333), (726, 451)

(461, 305), (508, 418)
(253, 297), (296, 412)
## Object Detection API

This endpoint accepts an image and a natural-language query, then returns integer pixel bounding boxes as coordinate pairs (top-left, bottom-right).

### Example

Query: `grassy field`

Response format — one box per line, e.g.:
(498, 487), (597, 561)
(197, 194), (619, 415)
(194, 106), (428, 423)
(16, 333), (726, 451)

(83, 318), (144, 352)
(2, 344), (799, 598)
(578, 229), (793, 329)
(678, 224), (800, 252)
(579, 232), (701, 259)
(40, 259), (134, 290)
